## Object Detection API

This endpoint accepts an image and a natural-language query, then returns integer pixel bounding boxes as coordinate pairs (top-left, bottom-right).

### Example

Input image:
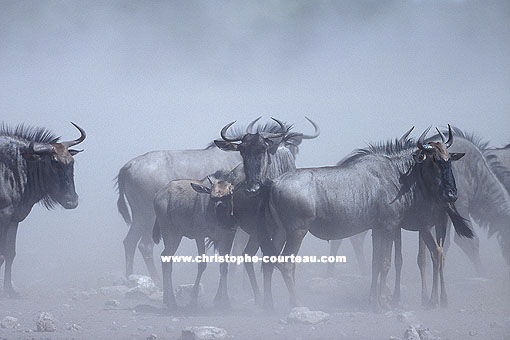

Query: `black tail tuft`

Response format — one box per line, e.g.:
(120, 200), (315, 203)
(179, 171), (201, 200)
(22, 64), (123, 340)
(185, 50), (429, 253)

(115, 165), (132, 226)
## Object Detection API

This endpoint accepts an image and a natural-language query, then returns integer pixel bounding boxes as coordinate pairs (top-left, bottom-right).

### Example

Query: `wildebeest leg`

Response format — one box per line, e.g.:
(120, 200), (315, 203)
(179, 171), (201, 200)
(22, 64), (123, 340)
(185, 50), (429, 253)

(0, 225), (6, 270)
(242, 234), (261, 305)
(453, 228), (484, 276)
(392, 228), (402, 307)
(351, 231), (368, 276)
(421, 228), (440, 308)
(228, 229), (250, 286)
(123, 219), (144, 279)
(161, 232), (182, 309)
(435, 218), (448, 308)
(3, 223), (18, 297)
(214, 230), (235, 309)
(369, 229), (383, 310)
(263, 226), (287, 310)
(325, 239), (342, 278)
(190, 237), (207, 309)
(279, 228), (307, 307)
(417, 233), (428, 306)
(378, 230), (393, 310)
(138, 232), (161, 287)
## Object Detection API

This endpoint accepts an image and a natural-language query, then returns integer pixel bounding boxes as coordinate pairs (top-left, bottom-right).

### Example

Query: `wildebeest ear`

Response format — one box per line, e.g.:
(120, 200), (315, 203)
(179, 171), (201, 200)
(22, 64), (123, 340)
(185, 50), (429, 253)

(22, 152), (42, 161)
(69, 149), (83, 156)
(413, 151), (426, 163)
(450, 153), (465, 161)
(191, 183), (211, 194)
(214, 140), (239, 151)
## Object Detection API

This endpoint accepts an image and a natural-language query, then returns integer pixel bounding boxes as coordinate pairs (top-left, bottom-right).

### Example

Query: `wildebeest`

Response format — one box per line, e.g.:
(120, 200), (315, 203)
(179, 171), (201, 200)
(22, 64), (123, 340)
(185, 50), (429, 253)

(152, 171), (235, 309)
(262, 126), (472, 309)
(116, 139), (241, 285)
(214, 117), (319, 306)
(0, 122), (86, 296)
(116, 118), (316, 285)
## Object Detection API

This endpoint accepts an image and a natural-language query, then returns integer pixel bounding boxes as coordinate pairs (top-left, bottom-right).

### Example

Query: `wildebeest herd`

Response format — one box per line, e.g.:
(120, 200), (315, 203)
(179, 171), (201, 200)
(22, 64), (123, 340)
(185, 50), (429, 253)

(1, 118), (509, 314)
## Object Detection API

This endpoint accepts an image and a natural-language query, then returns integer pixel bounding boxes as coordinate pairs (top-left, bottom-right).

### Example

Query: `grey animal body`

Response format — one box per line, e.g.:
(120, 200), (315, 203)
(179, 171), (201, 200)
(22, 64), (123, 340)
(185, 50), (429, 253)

(214, 117), (319, 306)
(152, 172), (235, 309)
(116, 147), (241, 284)
(264, 127), (471, 309)
(0, 123), (85, 296)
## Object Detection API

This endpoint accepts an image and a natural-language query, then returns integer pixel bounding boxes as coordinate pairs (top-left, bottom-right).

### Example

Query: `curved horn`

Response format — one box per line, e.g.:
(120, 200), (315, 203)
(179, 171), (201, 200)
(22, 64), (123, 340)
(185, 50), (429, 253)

(207, 176), (214, 186)
(298, 116), (320, 139)
(435, 127), (446, 144)
(417, 126), (433, 151)
(398, 126), (414, 144)
(61, 122), (86, 148)
(29, 142), (54, 154)
(259, 117), (286, 139)
(445, 124), (453, 148)
(220, 121), (243, 142)
(246, 116), (262, 134)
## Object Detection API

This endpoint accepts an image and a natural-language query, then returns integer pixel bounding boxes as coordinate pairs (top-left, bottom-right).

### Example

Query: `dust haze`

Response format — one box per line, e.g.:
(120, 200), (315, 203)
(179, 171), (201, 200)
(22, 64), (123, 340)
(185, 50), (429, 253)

(0, 1), (509, 339)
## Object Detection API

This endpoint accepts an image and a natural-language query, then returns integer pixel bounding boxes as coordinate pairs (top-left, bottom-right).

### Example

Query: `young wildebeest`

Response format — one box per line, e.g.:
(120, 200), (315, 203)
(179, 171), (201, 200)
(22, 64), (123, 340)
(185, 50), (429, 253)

(116, 118), (315, 285)
(0, 123), (86, 296)
(262, 126), (473, 310)
(214, 117), (319, 306)
(152, 172), (236, 309)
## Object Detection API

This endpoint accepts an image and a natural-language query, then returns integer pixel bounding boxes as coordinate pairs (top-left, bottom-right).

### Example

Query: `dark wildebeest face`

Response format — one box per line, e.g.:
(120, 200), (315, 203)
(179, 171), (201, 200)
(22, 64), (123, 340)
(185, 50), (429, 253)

(191, 177), (235, 227)
(413, 125), (465, 203)
(23, 123), (86, 209)
(214, 118), (286, 196)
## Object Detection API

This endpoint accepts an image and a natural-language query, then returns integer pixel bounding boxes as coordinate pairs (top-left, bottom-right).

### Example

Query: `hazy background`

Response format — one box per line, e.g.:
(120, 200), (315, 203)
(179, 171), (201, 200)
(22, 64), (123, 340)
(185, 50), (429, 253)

(0, 0), (509, 292)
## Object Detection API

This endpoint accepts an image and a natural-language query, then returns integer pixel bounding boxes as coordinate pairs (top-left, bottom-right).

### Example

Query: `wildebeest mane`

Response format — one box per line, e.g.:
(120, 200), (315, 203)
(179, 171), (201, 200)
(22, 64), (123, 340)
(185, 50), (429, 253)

(0, 123), (59, 144)
(338, 137), (416, 167)
(0, 123), (60, 209)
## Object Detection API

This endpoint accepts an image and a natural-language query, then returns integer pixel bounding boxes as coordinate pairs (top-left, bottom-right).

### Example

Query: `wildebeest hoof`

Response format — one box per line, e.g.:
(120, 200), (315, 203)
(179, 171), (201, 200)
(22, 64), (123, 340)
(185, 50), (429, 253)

(440, 299), (448, 308)
(2, 287), (20, 298)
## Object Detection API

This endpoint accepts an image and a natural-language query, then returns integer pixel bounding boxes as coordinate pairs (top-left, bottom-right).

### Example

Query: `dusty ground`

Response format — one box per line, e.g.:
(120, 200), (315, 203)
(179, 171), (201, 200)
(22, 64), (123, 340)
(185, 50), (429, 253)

(1, 232), (509, 340)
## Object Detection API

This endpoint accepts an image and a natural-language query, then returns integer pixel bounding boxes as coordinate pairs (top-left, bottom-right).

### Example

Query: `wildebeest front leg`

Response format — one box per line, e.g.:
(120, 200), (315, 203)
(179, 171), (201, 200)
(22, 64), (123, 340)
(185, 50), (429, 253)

(378, 230), (393, 310)
(435, 218), (448, 308)
(190, 237), (207, 309)
(279, 228), (307, 307)
(161, 233), (182, 309)
(214, 230), (235, 309)
(242, 234), (261, 305)
(417, 233), (428, 306)
(351, 231), (368, 276)
(3, 223), (19, 297)
(421, 229), (440, 308)
(262, 225), (286, 310)
(325, 239), (342, 278)
(392, 228), (402, 307)
(369, 229), (382, 310)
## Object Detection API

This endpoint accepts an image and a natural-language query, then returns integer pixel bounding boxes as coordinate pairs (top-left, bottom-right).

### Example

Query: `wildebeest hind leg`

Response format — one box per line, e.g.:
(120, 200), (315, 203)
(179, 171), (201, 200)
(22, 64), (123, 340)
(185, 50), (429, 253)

(161, 233), (182, 309)
(138, 232), (161, 287)
(392, 228), (402, 307)
(242, 234), (261, 305)
(421, 229), (440, 308)
(123, 221), (144, 279)
(190, 237), (207, 309)
(325, 239), (342, 278)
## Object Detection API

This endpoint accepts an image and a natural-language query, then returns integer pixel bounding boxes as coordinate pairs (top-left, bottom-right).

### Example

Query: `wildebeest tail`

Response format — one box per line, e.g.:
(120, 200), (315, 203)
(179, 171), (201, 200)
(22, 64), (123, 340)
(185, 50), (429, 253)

(115, 165), (132, 226)
(153, 218), (161, 244)
(447, 204), (474, 238)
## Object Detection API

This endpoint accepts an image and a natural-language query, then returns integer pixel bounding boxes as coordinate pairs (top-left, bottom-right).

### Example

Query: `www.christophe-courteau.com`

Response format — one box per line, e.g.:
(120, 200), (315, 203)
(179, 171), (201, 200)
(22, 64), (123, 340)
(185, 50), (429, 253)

(161, 254), (347, 265)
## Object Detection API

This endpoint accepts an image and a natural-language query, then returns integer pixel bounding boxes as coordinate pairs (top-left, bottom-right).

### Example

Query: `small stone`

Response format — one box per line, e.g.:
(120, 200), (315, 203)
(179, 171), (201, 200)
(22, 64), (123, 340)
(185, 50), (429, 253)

(389, 337), (403, 340)
(416, 327), (436, 340)
(147, 334), (157, 340)
(67, 323), (82, 331)
(105, 299), (121, 307)
(403, 326), (420, 340)
(397, 312), (417, 324)
(287, 307), (330, 325)
(172, 317), (180, 322)
(1, 316), (19, 329)
(468, 330), (476, 336)
(36, 312), (57, 332)
(278, 319), (287, 325)
(181, 326), (227, 340)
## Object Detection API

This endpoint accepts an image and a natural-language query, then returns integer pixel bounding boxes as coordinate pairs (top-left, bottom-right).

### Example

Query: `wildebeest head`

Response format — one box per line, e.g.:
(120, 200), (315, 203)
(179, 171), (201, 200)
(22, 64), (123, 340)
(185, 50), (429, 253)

(412, 124), (465, 203)
(22, 122), (86, 209)
(214, 117), (319, 195)
(191, 176), (235, 226)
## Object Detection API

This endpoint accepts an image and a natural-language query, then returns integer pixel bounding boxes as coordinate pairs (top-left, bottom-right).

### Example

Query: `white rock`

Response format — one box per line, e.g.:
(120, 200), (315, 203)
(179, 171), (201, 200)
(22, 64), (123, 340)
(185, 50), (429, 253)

(128, 274), (156, 290)
(36, 312), (57, 332)
(99, 285), (129, 298)
(149, 291), (164, 302)
(67, 323), (82, 331)
(105, 299), (121, 307)
(404, 326), (420, 340)
(1, 316), (19, 329)
(175, 284), (204, 306)
(147, 334), (157, 340)
(398, 311), (418, 325)
(287, 307), (330, 325)
(181, 326), (227, 340)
